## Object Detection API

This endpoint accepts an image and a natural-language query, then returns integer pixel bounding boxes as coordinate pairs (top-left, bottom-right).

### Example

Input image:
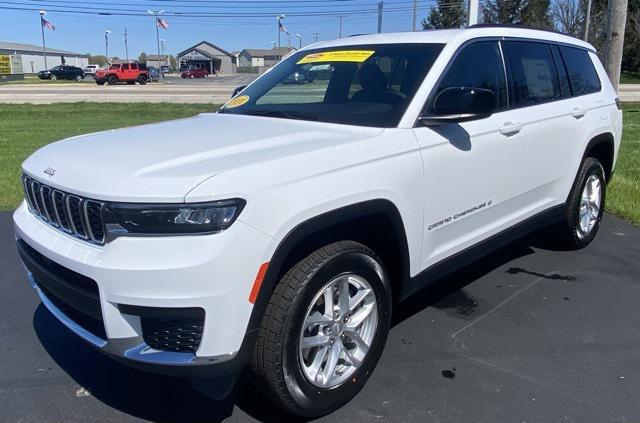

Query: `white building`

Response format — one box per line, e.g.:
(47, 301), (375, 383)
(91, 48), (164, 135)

(0, 41), (89, 74)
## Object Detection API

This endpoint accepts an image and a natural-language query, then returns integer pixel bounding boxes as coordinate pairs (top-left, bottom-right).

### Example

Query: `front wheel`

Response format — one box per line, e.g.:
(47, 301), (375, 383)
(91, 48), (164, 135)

(50, 75), (57, 81)
(137, 75), (147, 85)
(75, 75), (83, 82)
(555, 157), (606, 249)
(251, 241), (391, 417)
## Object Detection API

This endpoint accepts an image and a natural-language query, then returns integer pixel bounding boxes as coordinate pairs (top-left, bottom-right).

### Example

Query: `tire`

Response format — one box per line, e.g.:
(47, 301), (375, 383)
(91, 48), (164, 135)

(137, 75), (147, 85)
(75, 75), (82, 82)
(96, 80), (105, 85)
(556, 157), (606, 249)
(107, 75), (118, 85)
(50, 75), (57, 81)
(251, 241), (392, 417)
(190, 74), (195, 79)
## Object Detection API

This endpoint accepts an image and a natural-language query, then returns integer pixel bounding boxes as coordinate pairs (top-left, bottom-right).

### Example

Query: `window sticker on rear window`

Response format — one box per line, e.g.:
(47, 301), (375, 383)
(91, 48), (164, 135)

(297, 50), (375, 64)
(225, 95), (250, 108)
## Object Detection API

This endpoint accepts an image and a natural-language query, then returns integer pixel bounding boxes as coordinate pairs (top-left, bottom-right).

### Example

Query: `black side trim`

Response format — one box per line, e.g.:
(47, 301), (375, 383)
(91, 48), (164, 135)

(400, 204), (565, 301)
(118, 305), (204, 320)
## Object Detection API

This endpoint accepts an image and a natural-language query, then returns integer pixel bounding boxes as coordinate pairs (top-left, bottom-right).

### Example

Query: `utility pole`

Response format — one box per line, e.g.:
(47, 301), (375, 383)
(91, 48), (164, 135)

(468, 0), (479, 26)
(584, 0), (593, 41)
(124, 27), (129, 61)
(160, 39), (166, 71)
(313, 32), (321, 43)
(339, 16), (344, 38)
(39, 10), (47, 70)
(603, 0), (628, 91)
(377, 2), (383, 34)
(104, 30), (111, 61)
(412, 0), (418, 31)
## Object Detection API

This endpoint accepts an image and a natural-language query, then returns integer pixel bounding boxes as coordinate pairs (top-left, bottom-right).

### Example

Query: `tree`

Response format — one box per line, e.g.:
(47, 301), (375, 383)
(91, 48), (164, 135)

(482, 0), (527, 24)
(553, 0), (585, 36)
(522, 0), (554, 28)
(88, 55), (108, 67)
(422, 0), (467, 29)
(169, 54), (178, 71)
(138, 52), (148, 64)
(482, 0), (552, 28)
(622, 0), (640, 73)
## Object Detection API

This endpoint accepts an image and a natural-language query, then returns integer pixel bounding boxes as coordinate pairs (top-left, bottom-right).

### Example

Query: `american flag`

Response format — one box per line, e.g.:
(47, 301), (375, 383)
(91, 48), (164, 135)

(278, 20), (289, 35)
(157, 18), (169, 29)
(41, 16), (55, 31)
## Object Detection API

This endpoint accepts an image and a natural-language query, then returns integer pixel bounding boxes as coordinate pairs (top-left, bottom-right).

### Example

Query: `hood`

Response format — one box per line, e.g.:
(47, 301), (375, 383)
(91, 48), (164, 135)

(22, 113), (382, 203)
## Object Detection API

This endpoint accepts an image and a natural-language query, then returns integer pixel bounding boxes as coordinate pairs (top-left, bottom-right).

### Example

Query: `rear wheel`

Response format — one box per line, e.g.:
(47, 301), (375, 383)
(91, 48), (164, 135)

(107, 75), (118, 85)
(251, 241), (391, 417)
(75, 75), (83, 82)
(50, 75), (57, 81)
(137, 75), (147, 85)
(555, 157), (606, 249)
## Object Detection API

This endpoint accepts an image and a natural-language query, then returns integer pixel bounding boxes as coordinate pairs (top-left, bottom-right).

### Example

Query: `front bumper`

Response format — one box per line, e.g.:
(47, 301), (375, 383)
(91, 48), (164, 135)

(14, 202), (275, 377)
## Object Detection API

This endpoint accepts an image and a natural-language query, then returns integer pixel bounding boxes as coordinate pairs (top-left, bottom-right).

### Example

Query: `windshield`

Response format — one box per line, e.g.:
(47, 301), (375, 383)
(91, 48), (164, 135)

(219, 43), (443, 127)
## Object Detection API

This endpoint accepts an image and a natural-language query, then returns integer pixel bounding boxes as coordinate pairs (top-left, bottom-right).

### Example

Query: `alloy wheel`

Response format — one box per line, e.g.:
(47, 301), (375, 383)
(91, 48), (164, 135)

(298, 273), (377, 389)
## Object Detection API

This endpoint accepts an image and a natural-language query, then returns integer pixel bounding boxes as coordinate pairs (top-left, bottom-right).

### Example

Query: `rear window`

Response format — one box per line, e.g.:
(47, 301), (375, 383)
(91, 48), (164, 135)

(558, 46), (601, 96)
(504, 41), (561, 107)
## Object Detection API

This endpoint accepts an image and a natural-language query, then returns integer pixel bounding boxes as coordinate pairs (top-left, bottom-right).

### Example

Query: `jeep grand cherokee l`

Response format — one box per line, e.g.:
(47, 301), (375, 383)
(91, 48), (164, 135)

(14, 26), (622, 417)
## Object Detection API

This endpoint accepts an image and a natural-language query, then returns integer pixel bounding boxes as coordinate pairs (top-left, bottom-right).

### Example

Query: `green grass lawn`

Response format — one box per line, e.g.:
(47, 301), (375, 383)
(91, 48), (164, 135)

(620, 72), (640, 84)
(607, 102), (640, 224)
(0, 103), (214, 209)
(0, 102), (639, 225)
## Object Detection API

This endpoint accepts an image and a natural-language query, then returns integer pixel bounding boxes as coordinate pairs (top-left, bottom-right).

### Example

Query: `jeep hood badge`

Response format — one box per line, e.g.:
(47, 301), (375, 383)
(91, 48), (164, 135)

(44, 167), (56, 177)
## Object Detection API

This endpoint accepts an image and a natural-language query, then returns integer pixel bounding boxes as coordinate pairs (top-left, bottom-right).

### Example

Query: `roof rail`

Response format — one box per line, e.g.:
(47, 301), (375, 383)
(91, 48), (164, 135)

(468, 23), (567, 37)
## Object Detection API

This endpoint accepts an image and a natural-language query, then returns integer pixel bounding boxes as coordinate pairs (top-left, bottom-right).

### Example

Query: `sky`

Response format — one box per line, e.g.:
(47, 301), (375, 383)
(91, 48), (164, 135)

(0, 0), (438, 58)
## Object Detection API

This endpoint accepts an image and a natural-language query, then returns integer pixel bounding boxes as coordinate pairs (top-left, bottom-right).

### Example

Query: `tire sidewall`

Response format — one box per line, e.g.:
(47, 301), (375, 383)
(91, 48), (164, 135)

(569, 159), (606, 247)
(280, 251), (391, 416)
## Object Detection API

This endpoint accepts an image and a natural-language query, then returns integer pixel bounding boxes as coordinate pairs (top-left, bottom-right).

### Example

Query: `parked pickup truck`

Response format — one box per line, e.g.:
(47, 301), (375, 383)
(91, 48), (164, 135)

(94, 63), (149, 85)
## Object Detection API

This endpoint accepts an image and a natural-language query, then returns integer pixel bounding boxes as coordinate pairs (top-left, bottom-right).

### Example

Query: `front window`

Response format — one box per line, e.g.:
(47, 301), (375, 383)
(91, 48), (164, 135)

(220, 44), (443, 127)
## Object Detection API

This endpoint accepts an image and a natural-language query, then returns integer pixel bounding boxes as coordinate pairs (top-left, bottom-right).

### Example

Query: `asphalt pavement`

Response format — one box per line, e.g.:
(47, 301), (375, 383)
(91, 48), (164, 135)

(0, 74), (258, 104)
(1, 211), (640, 422)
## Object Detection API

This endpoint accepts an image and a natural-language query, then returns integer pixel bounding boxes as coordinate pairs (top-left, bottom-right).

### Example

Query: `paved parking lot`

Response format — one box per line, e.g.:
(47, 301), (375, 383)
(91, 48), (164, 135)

(1, 211), (640, 422)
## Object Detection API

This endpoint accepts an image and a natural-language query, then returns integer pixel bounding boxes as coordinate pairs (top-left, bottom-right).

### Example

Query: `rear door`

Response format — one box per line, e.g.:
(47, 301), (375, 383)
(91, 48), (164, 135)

(412, 40), (527, 268)
(502, 40), (585, 212)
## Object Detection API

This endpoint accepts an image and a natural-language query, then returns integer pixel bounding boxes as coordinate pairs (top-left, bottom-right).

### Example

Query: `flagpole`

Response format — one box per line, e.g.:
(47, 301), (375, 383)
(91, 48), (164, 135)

(148, 10), (165, 79)
(39, 10), (47, 70)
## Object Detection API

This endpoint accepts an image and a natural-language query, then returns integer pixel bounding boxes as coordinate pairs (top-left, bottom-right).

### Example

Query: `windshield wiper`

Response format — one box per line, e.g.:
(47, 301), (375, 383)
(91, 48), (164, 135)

(245, 110), (317, 121)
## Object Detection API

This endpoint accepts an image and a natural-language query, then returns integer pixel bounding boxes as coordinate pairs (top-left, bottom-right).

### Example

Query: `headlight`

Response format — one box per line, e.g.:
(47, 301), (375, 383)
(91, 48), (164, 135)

(103, 199), (245, 237)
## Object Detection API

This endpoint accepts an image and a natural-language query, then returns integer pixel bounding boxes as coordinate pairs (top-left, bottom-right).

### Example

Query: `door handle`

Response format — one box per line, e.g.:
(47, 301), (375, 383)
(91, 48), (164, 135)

(571, 107), (586, 119)
(499, 121), (523, 136)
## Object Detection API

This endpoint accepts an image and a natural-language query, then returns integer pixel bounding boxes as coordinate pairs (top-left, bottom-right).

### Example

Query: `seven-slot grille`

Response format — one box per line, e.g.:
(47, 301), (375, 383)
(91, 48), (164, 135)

(21, 174), (106, 245)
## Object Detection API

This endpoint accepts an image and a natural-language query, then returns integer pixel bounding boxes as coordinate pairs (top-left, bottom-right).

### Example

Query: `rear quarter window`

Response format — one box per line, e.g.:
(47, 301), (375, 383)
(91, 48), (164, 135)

(558, 46), (601, 96)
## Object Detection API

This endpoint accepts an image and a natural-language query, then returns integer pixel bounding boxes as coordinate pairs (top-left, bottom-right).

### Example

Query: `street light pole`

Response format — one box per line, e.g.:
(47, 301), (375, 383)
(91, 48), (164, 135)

(39, 10), (47, 70)
(105, 30), (112, 61)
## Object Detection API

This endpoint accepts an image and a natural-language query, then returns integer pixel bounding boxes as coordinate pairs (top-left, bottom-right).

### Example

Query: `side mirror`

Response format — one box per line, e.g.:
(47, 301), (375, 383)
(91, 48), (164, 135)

(419, 87), (496, 125)
(232, 85), (247, 98)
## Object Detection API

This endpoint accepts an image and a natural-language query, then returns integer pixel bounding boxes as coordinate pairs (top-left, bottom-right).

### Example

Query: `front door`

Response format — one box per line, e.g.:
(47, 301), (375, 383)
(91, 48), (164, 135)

(412, 40), (527, 269)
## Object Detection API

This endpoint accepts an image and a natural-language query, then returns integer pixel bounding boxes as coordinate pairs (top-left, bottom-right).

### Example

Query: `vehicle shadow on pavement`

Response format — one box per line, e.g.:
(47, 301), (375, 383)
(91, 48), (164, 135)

(32, 306), (305, 423)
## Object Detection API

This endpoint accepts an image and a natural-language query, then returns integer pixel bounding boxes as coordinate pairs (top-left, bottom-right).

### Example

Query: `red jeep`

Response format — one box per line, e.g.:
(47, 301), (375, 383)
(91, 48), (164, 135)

(94, 63), (150, 85)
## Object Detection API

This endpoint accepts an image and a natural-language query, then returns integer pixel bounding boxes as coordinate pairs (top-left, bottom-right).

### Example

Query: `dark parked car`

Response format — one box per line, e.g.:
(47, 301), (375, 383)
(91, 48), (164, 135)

(38, 66), (85, 81)
(181, 66), (209, 78)
(146, 66), (160, 82)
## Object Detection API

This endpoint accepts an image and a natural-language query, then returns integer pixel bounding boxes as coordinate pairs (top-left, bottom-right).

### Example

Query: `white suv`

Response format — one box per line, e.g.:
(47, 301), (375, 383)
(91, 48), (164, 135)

(14, 26), (622, 417)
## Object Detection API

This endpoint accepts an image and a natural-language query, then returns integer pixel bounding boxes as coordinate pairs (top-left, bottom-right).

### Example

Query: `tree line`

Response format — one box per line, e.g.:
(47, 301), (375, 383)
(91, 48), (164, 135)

(423, 0), (639, 77)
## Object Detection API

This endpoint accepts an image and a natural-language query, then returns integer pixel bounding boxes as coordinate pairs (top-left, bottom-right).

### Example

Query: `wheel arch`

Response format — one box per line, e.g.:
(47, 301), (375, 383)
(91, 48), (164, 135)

(245, 199), (411, 334)
(583, 132), (615, 182)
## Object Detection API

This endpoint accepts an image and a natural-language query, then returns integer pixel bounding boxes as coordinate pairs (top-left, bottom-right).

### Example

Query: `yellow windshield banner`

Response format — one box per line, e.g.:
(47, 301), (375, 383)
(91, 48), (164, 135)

(225, 95), (250, 108)
(297, 50), (375, 64)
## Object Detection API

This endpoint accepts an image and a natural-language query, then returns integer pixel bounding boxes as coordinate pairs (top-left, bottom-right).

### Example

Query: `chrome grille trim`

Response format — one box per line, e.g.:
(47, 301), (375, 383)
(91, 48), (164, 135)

(21, 174), (105, 245)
